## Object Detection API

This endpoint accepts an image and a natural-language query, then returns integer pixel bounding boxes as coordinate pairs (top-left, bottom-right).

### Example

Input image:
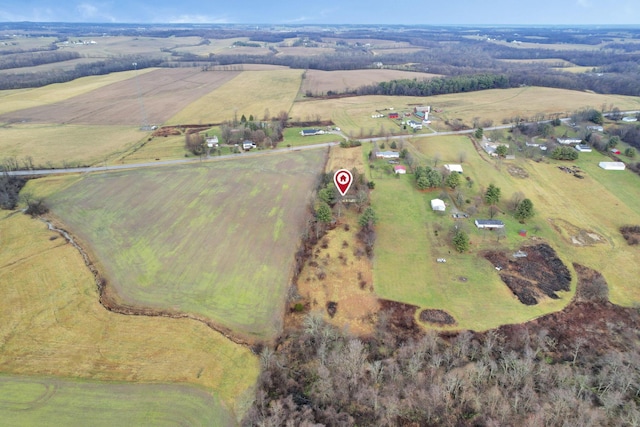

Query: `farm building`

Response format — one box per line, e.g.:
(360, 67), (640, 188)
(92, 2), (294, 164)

(300, 129), (324, 136)
(622, 116), (638, 122)
(394, 165), (407, 174)
(475, 219), (505, 229)
(575, 144), (592, 152)
(376, 151), (400, 159)
(444, 164), (463, 173)
(407, 120), (423, 130)
(587, 126), (604, 132)
(599, 161), (626, 171)
(414, 106), (431, 113)
(556, 138), (582, 145)
(611, 149), (622, 155)
(242, 141), (257, 150)
(388, 112), (399, 119)
(206, 136), (219, 147)
(431, 199), (446, 211)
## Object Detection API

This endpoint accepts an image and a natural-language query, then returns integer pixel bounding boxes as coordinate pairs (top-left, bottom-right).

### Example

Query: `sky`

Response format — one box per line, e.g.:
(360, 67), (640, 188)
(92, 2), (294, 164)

(1, 0), (639, 26)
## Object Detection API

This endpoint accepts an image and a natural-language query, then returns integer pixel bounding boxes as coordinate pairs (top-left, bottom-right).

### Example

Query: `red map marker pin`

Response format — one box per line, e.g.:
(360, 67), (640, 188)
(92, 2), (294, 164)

(334, 169), (353, 196)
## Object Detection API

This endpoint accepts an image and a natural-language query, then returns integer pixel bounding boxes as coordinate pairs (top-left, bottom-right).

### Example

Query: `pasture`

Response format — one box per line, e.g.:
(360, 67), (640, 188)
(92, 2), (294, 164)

(47, 150), (326, 341)
(370, 133), (640, 330)
(167, 69), (304, 125)
(0, 211), (258, 420)
(0, 375), (233, 427)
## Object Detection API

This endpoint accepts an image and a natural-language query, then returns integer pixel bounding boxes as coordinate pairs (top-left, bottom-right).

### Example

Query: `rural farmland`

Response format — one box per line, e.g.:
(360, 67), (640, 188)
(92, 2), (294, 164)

(47, 150), (326, 341)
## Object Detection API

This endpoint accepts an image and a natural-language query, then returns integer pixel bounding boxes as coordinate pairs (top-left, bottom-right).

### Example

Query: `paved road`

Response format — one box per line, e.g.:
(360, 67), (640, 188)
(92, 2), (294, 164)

(7, 110), (638, 177)
(6, 141), (340, 177)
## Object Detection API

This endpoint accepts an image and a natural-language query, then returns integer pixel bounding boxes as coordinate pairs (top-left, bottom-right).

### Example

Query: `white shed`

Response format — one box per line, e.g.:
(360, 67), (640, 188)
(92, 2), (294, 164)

(444, 164), (463, 173)
(599, 162), (626, 171)
(431, 199), (446, 211)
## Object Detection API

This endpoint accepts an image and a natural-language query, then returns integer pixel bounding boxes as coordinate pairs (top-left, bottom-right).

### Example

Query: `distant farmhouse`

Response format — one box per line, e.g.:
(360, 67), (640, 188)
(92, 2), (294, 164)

(622, 116), (638, 122)
(475, 219), (505, 229)
(388, 112), (399, 119)
(556, 138), (582, 145)
(587, 125), (604, 133)
(242, 141), (257, 150)
(376, 151), (400, 159)
(407, 120), (423, 130)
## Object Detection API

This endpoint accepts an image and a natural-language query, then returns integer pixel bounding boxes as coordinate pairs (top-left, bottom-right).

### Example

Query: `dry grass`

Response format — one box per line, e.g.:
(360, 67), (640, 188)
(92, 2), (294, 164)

(326, 145), (367, 175)
(0, 211), (258, 415)
(0, 123), (144, 167)
(167, 69), (304, 125)
(296, 209), (379, 336)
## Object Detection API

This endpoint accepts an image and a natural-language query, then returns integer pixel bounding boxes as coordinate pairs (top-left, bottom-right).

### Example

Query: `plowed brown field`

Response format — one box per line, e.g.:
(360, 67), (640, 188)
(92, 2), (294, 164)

(0, 68), (240, 126)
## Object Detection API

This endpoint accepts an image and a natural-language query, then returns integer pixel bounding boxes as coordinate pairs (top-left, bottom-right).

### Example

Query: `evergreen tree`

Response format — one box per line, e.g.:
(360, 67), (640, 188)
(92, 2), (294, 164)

(485, 184), (501, 205)
(514, 198), (534, 223)
(358, 207), (377, 228)
(315, 202), (332, 223)
(453, 229), (470, 253)
(446, 172), (461, 189)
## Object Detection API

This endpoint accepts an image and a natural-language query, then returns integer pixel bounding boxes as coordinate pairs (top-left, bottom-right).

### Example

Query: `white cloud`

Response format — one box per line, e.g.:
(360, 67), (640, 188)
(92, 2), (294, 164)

(76, 2), (116, 22)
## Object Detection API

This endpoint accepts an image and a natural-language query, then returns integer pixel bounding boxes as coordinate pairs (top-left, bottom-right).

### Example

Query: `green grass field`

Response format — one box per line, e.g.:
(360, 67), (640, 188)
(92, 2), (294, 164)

(369, 134), (640, 330)
(283, 128), (343, 147)
(47, 150), (326, 341)
(0, 375), (233, 427)
(0, 210), (258, 422)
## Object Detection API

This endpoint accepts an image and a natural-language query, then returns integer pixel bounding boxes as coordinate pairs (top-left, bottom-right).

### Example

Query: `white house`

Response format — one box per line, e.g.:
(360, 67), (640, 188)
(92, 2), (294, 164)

(575, 144), (592, 152)
(431, 199), (446, 211)
(475, 219), (505, 229)
(394, 165), (407, 174)
(206, 136), (219, 147)
(622, 116), (638, 122)
(599, 161), (626, 171)
(444, 164), (463, 173)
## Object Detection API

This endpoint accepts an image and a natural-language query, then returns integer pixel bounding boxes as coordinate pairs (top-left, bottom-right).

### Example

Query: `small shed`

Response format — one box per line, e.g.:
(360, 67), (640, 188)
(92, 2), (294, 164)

(376, 151), (400, 159)
(431, 199), (446, 211)
(575, 144), (592, 152)
(599, 161), (626, 171)
(518, 229), (527, 237)
(394, 165), (407, 174)
(444, 164), (463, 173)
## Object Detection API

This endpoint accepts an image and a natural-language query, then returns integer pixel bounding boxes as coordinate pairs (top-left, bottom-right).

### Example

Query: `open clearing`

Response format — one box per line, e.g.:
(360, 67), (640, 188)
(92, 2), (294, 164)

(48, 150), (326, 341)
(0, 375), (233, 427)
(167, 69), (304, 125)
(301, 69), (440, 95)
(0, 68), (241, 126)
(0, 211), (257, 421)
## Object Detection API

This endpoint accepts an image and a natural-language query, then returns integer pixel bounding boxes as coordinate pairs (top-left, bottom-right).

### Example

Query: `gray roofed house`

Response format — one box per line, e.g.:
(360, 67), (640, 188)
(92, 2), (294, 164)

(474, 219), (505, 229)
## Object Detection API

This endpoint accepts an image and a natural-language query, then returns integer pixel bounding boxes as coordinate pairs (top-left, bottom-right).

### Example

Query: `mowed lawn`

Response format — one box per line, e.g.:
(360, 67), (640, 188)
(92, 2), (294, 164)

(371, 135), (640, 330)
(0, 375), (233, 427)
(167, 69), (304, 125)
(0, 212), (257, 422)
(48, 150), (326, 341)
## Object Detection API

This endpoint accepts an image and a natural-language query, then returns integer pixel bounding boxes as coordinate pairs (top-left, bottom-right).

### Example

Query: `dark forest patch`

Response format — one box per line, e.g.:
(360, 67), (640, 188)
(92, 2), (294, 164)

(620, 225), (640, 245)
(419, 309), (457, 326)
